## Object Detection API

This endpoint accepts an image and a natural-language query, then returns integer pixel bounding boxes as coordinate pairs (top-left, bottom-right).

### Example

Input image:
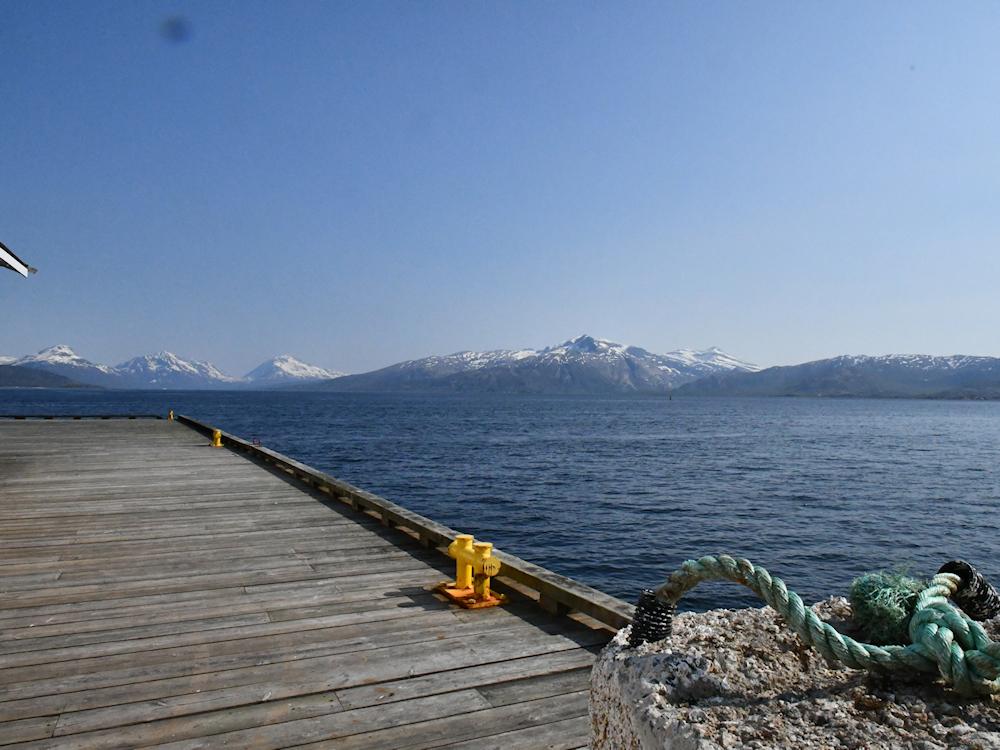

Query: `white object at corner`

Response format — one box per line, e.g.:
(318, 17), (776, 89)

(0, 241), (36, 277)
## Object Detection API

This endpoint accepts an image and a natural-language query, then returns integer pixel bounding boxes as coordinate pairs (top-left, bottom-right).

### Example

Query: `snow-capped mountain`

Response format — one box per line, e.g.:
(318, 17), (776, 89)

(0, 356), (15, 365)
(15, 345), (121, 387)
(676, 353), (1000, 399)
(11, 345), (343, 389)
(17, 344), (115, 373)
(387, 348), (538, 377)
(116, 352), (242, 388)
(663, 346), (761, 375)
(314, 335), (758, 395)
(244, 355), (345, 385)
(532, 336), (758, 378)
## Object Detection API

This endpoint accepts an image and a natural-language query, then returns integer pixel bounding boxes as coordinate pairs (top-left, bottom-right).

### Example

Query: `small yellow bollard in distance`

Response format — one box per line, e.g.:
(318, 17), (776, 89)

(435, 533), (506, 609)
(211, 429), (223, 448)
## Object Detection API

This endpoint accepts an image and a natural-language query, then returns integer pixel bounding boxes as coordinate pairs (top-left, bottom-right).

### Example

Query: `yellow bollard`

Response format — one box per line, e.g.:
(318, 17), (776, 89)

(167, 410), (174, 421)
(472, 541), (499, 601)
(211, 429), (222, 448)
(452, 535), (474, 589)
(435, 533), (506, 609)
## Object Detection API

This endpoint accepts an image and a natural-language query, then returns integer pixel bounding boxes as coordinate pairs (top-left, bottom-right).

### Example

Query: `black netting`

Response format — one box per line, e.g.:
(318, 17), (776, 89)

(627, 589), (675, 648)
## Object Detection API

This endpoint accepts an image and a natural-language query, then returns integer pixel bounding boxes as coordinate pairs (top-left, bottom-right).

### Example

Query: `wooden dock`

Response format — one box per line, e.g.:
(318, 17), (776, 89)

(0, 416), (630, 749)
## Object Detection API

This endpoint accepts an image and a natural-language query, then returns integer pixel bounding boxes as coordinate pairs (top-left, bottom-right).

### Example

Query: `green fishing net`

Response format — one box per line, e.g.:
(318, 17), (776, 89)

(849, 571), (926, 645)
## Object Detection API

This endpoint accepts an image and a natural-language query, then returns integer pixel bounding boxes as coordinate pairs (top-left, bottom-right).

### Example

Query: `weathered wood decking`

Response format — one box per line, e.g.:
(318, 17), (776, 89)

(0, 418), (619, 749)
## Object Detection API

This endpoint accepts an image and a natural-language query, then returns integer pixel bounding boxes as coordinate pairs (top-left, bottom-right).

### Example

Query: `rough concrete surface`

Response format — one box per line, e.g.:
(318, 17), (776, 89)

(590, 598), (1000, 749)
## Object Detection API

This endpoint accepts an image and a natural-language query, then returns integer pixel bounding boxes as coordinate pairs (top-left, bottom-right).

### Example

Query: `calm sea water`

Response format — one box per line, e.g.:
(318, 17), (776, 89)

(2, 389), (998, 611)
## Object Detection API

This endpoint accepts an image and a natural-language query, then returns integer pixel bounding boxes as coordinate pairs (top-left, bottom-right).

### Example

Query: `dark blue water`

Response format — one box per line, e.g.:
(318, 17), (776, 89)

(3, 389), (998, 611)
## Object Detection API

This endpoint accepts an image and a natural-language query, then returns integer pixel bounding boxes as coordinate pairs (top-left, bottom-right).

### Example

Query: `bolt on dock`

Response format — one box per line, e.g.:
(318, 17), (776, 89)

(0, 416), (631, 748)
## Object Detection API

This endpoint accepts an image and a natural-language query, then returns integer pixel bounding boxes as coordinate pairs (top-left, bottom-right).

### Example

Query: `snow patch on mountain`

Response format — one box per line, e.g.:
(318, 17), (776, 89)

(530, 335), (757, 372)
(529, 335), (757, 377)
(17, 345), (116, 374)
(116, 352), (241, 385)
(665, 346), (760, 372)
(245, 355), (344, 383)
(396, 348), (535, 375)
(829, 354), (1000, 371)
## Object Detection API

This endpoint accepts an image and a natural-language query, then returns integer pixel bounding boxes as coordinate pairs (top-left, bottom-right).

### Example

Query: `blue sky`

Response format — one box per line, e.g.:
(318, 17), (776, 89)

(2, 2), (999, 375)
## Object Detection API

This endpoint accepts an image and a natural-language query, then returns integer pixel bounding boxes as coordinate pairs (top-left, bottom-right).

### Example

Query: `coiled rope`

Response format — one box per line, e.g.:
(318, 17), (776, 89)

(646, 554), (1000, 697)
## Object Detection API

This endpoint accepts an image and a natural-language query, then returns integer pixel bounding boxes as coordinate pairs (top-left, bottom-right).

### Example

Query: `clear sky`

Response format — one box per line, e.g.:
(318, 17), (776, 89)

(2, 2), (999, 375)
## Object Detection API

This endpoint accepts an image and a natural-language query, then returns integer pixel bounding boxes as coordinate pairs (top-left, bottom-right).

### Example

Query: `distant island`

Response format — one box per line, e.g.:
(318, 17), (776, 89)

(5, 339), (1000, 399)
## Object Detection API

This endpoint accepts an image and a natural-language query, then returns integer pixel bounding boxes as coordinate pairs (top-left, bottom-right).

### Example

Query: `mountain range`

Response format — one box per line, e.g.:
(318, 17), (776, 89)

(2, 346), (343, 389)
(2, 337), (754, 393)
(308, 335), (757, 395)
(7, 340), (1000, 399)
(676, 354), (1000, 399)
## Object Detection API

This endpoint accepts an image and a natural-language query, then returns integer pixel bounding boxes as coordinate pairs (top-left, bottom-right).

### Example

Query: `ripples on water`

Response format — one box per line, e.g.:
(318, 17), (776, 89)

(4, 390), (998, 610)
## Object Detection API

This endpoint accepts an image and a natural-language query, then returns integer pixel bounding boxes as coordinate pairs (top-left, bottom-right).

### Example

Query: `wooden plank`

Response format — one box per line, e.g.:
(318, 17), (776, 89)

(0, 567), (439, 627)
(0, 627), (603, 727)
(30, 691), (489, 750)
(0, 524), (355, 558)
(0, 588), (417, 638)
(0, 575), (424, 632)
(432, 716), (591, 750)
(0, 415), (162, 420)
(0, 607), (464, 675)
(0, 715), (58, 744)
(0, 573), (62, 592)
(476, 667), (593, 707)
(0, 610), (598, 701)
(0, 538), (397, 578)
(0, 612), (271, 656)
(291, 691), (590, 750)
(0, 563), (326, 609)
(334, 649), (595, 710)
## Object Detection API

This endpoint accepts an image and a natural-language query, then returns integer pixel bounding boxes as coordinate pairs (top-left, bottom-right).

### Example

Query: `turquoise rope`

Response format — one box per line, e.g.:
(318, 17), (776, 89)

(653, 555), (1000, 697)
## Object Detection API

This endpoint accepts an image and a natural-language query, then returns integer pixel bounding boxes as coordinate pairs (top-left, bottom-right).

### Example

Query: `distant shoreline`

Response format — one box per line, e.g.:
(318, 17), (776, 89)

(3, 386), (1000, 402)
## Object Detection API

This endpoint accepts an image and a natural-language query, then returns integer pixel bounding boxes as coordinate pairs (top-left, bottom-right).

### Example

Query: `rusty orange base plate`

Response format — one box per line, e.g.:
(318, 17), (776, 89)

(435, 582), (507, 609)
